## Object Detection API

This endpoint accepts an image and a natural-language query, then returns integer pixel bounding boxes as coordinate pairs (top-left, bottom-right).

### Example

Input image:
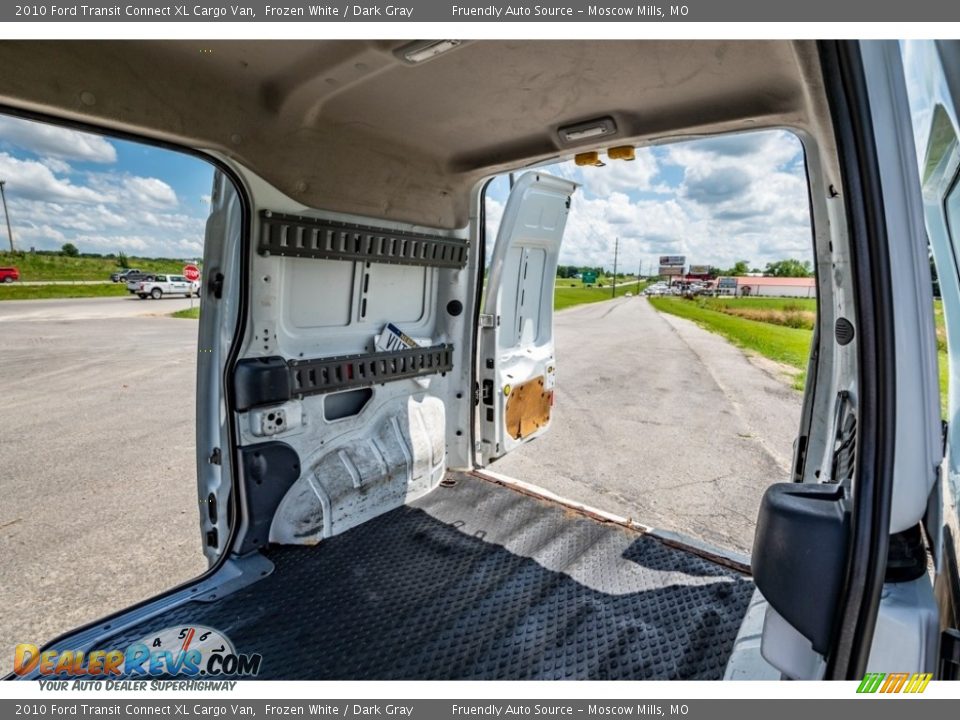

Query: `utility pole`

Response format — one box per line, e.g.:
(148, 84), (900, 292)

(0, 180), (14, 253)
(611, 236), (619, 298)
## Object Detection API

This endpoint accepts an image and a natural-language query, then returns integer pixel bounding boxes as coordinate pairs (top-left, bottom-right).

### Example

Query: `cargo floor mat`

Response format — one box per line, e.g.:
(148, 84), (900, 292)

(95, 473), (754, 679)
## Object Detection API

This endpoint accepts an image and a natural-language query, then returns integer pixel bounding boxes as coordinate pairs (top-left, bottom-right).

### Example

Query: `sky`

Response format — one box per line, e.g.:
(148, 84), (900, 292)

(0, 114), (213, 259)
(485, 129), (814, 273)
(0, 114), (813, 270)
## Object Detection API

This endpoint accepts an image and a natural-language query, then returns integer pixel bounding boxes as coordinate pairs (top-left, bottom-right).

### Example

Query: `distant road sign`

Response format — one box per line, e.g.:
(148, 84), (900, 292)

(581, 271), (598, 284)
(183, 264), (201, 282)
(688, 264), (711, 275)
(659, 255), (685, 266)
(659, 266), (684, 276)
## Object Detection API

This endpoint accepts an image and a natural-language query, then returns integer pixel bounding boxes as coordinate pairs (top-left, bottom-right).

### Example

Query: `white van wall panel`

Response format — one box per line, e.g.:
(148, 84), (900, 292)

(516, 248), (547, 348)
(276, 258), (438, 359)
(285, 258), (355, 328)
(234, 166), (473, 548)
(270, 394), (446, 545)
(363, 264), (428, 326)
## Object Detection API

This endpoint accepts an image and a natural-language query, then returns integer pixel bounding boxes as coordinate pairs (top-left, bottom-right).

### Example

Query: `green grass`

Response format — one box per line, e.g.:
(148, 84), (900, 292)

(702, 296), (817, 312)
(554, 275), (639, 289)
(0, 283), (129, 301)
(650, 295), (951, 407)
(170, 307), (201, 319)
(649, 296), (813, 390)
(0, 251), (192, 282)
(554, 281), (649, 311)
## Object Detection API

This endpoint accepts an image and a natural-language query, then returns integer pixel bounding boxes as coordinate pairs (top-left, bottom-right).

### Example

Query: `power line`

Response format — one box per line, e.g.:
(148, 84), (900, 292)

(0, 180), (14, 253)
(611, 236), (619, 299)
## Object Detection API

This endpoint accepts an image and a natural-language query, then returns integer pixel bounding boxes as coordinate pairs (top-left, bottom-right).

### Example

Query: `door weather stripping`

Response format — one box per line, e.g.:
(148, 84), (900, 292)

(258, 210), (468, 269)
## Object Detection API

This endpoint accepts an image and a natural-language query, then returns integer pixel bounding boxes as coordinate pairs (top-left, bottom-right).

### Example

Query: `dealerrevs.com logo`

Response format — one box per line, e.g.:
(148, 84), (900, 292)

(14, 625), (262, 678)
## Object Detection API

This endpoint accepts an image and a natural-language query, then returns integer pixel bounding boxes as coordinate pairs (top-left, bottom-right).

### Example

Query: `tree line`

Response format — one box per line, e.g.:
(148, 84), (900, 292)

(709, 259), (813, 277)
(555, 259), (814, 279)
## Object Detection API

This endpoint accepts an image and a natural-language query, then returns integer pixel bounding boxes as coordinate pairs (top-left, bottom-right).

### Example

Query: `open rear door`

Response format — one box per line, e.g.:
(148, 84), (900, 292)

(477, 171), (578, 465)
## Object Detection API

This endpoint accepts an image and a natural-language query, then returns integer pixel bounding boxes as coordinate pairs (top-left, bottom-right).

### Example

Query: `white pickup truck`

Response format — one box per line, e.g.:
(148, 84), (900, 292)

(132, 274), (200, 300)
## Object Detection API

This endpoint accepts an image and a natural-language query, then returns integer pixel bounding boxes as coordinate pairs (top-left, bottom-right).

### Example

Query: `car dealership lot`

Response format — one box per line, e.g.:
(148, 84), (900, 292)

(0, 294), (801, 675)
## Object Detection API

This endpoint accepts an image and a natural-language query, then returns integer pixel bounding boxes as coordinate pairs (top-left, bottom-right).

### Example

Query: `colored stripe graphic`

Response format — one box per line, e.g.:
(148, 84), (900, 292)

(857, 672), (932, 694)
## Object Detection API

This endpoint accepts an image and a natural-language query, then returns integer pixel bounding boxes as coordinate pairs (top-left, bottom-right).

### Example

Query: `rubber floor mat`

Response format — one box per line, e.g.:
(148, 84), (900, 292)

(95, 473), (754, 679)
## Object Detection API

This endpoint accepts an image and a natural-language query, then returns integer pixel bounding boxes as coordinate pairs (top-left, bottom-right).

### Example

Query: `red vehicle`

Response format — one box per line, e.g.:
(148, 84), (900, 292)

(0, 266), (19, 283)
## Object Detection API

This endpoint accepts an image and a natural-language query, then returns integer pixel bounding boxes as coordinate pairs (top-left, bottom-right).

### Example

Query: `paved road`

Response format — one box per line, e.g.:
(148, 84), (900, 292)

(492, 296), (803, 555)
(15, 280), (114, 286)
(0, 297), (206, 675)
(0, 295), (199, 322)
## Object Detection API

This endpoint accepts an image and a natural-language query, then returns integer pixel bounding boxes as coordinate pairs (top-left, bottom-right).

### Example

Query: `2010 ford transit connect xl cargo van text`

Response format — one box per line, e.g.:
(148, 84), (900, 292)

(2, 39), (960, 681)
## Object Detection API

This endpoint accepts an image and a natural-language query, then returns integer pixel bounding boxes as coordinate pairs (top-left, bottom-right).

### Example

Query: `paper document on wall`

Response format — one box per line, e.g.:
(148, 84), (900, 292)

(375, 323), (430, 353)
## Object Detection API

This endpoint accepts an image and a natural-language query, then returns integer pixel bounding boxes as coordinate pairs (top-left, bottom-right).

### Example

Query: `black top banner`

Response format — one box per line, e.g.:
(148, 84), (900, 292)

(5, 0), (960, 22)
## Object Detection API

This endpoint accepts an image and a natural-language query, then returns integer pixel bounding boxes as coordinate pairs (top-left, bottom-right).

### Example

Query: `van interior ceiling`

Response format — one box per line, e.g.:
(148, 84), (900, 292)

(0, 40), (860, 680)
(0, 40), (833, 229)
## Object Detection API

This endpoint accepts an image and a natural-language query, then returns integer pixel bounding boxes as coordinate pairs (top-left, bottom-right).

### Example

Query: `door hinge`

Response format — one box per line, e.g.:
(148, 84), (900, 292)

(479, 313), (497, 328)
(940, 628), (960, 680)
(209, 447), (222, 465)
(208, 271), (225, 300)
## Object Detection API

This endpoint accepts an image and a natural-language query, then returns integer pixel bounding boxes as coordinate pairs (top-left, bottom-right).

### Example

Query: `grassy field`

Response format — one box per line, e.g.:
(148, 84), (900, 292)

(170, 307), (201, 319)
(650, 295), (949, 408)
(0, 283), (129, 301)
(699, 296), (817, 330)
(554, 275), (638, 290)
(648, 296), (813, 389)
(0, 251), (192, 282)
(554, 280), (648, 311)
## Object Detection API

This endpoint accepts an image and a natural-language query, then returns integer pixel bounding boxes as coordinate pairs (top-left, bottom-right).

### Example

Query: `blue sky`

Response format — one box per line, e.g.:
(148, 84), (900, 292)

(0, 114), (813, 271)
(486, 129), (813, 272)
(0, 114), (213, 258)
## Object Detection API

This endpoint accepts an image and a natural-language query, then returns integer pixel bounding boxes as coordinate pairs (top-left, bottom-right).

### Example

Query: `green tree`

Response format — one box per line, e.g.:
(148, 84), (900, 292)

(117, 250), (130, 269)
(61, 242), (80, 257)
(727, 260), (751, 276)
(764, 259), (813, 277)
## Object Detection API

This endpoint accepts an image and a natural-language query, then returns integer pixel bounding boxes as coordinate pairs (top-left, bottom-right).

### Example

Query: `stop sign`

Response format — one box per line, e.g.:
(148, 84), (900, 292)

(183, 264), (201, 282)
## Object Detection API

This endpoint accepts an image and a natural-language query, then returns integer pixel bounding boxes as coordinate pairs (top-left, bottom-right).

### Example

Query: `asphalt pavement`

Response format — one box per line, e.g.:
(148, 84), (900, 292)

(0, 293), (802, 675)
(491, 296), (803, 554)
(0, 296), (206, 676)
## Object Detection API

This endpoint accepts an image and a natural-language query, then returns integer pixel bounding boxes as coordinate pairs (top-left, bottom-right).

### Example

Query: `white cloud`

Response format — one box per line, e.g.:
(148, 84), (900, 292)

(39, 157), (73, 175)
(0, 153), (107, 204)
(483, 197), (505, 262)
(84, 173), (179, 210)
(0, 118), (211, 258)
(577, 148), (665, 197)
(126, 176), (178, 208)
(0, 115), (117, 163)
(485, 130), (813, 272)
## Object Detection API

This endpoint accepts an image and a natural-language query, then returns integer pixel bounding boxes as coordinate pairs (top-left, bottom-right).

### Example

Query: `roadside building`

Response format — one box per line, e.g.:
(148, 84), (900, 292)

(720, 276), (816, 297)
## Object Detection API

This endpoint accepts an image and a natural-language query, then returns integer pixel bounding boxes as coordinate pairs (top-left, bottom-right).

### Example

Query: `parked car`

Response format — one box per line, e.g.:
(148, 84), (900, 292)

(110, 268), (143, 282)
(0, 266), (19, 283)
(134, 274), (200, 299)
(126, 274), (154, 293)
